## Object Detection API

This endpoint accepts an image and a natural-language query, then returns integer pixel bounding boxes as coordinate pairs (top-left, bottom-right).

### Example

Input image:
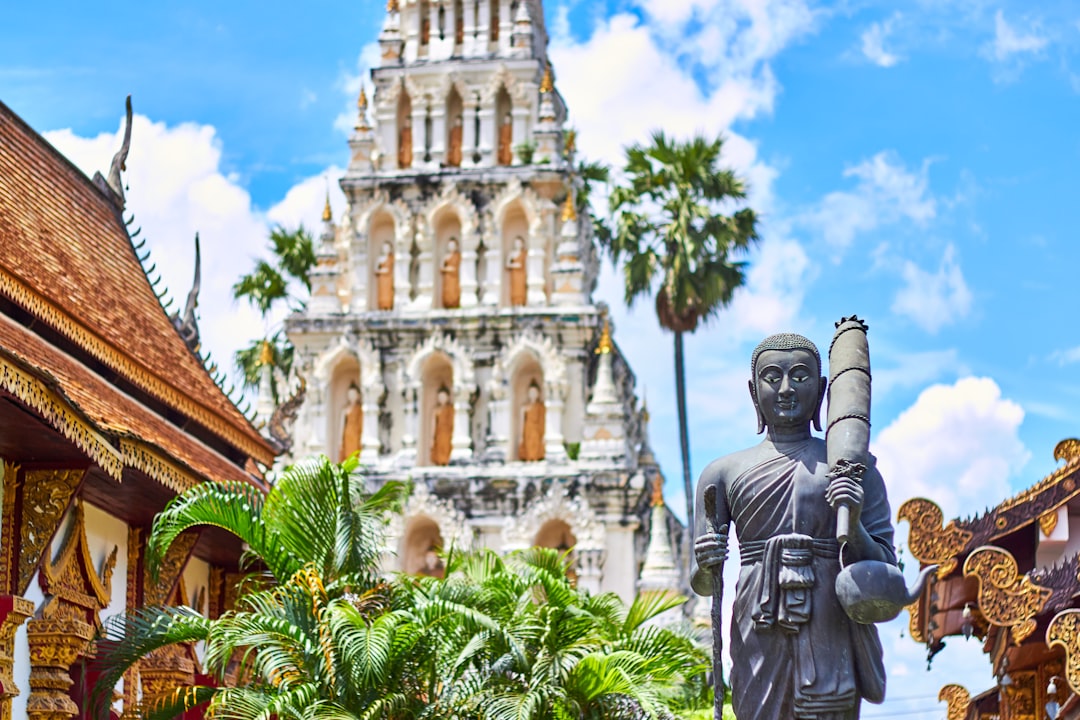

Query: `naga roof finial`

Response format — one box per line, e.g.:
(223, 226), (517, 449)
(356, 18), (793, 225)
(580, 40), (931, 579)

(99, 95), (133, 209)
(172, 233), (202, 354)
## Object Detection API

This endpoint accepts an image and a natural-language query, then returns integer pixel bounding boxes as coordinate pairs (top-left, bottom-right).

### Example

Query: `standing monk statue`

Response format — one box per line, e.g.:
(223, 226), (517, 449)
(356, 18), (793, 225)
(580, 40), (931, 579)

(498, 112), (513, 166)
(518, 380), (545, 461)
(692, 331), (898, 720)
(431, 386), (454, 466)
(338, 384), (363, 462)
(375, 241), (395, 311)
(441, 237), (462, 309)
(506, 236), (527, 306)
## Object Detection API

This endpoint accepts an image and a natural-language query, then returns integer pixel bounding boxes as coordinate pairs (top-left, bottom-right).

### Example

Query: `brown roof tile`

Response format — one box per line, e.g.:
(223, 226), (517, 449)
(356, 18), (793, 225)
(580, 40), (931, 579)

(0, 100), (274, 465)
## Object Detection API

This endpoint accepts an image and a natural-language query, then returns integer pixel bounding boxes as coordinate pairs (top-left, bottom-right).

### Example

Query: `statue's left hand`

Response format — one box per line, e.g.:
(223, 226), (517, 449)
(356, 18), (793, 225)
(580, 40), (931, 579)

(826, 474), (864, 527)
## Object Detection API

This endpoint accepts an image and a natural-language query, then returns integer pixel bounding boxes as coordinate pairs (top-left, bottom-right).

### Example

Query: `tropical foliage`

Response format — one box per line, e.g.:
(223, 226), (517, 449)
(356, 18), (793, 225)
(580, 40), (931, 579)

(232, 224), (315, 402)
(92, 456), (711, 720)
(599, 131), (759, 528)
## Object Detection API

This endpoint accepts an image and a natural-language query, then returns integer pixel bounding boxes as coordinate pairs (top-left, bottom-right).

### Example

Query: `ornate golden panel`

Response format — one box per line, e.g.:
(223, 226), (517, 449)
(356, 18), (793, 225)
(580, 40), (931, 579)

(939, 684), (970, 720)
(38, 502), (116, 628)
(907, 598), (925, 644)
(0, 595), (34, 720)
(1047, 609), (1080, 695)
(11, 468), (85, 596)
(143, 531), (198, 607)
(964, 546), (1052, 644)
(1003, 670), (1037, 720)
(898, 497), (972, 578)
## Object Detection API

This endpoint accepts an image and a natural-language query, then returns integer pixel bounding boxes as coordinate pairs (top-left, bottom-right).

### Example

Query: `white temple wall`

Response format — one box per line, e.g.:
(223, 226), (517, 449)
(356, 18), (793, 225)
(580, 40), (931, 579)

(182, 556), (211, 664)
(602, 523), (638, 603)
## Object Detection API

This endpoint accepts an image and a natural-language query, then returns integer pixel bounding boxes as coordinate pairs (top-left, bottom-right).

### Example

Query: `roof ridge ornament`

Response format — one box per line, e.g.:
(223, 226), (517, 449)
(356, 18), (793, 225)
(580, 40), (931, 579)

(171, 233), (202, 355)
(92, 95), (133, 210)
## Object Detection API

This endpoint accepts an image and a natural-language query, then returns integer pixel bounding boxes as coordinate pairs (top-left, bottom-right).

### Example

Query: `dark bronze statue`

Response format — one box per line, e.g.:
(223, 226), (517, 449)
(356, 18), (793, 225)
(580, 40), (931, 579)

(693, 324), (929, 720)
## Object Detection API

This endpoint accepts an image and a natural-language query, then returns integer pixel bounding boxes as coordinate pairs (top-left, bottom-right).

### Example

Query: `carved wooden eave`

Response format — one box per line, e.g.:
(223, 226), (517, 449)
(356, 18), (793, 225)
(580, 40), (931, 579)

(963, 546), (1053, 645)
(38, 502), (116, 628)
(903, 440), (1080, 578)
(939, 684), (970, 720)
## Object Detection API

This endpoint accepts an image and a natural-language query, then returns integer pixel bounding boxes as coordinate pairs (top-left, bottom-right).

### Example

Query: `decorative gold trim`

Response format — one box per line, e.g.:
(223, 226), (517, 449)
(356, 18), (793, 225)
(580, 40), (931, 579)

(1055, 439), (1080, 464)
(1047, 610), (1080, 695)
(996, 439), (1080, 514)
(119, 439), (198, 494)
(1039, 510), (1059, 538)
(907, 598), (925, 644)
(144, 532), (198, 607)
(1003, 670), (1037, 720)
(939, 684), (970, 720)
(0, 595), (35, 720)
(18, 468), (85, 596)
(964, 545), (1052, 644)
(0, 267), (273, 465)
(39, 502), (116, 628)
(123, 527), (141, 714)
(898, 498), (972, 578)
(26, 617), (94, 720)
(0, 358), (123, 479)
(0, 462), (19, 595)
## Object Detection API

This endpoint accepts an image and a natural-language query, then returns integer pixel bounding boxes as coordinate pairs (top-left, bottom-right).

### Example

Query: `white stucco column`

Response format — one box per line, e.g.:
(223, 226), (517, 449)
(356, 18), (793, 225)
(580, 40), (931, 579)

(576, 547), (605, 595)
(430, 105), (447, 167)
(463, 101), (479, 167)
(543, 387), (567, 462)
(511, 106), (530, 164)
(462, 0), (477, 55)
(526, 243), (546, 305)
(351, 229), (369, 311)
(486, 383), (510, 461)
(361, 394), (381, 463)
(413, 223), (435, 310)
(393, 231), (411, 311)
(460, 247), (479, 307)
(401, 385), (419, 460)
(482, 232), (501, 305)
(477, 105), (495, 167)
(498, 0), (513, 54)
(412, 107), (427, 169)
(452, 387), (473, 461)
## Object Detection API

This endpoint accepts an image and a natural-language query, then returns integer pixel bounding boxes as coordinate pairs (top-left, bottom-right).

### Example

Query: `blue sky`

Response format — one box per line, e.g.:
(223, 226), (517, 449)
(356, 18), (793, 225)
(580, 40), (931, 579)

(4, 0), (1080, 714)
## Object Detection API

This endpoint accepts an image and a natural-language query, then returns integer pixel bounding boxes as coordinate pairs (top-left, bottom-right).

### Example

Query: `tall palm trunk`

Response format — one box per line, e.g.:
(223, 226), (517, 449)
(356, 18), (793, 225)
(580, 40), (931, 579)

(674, 331), (693, 531)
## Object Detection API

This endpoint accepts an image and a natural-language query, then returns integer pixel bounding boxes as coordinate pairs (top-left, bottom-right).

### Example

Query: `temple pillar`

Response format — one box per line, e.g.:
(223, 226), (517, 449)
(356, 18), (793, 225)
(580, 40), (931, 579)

(400, 385), (419, 463)
(0, 596), (33, 720)
(477, 106), (495, 167)
(413, 226), (435, 310)
(576, 548), (604, 595)
(526, 242), (546, 306)
(481, 228), (501, 306)
(361, 395), (381, 462)
(411, 107), (427, 170)
(460, 247), (479, 307)
(463, 101), (479, 167)
(543, 387), (567, 462)
(393, 228), (412, 311)
(430, 105), (447, 167)
(485, 377), (510, 461)
(461, 0), (477, 56)
(451, 387), (473, 461)
(139, 647), (195, 712)
(498, 0), (513, 54)
(511, 107), (529, 165)
(25, 619), (94, 720)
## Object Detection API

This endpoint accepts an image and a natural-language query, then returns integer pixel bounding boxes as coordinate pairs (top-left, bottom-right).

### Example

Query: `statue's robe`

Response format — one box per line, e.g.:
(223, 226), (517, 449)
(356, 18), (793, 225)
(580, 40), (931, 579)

(441, 250), (461, 308)
(339, 401), (363, 462)
(498, 122), (513, 166)
(431, 402), (454, 466)
(697, 438), (893, 720)
(519, 400), (545, 461)
(376, 254), (394, 310)
(399, 128), (413, 169)
(447, 124), (464, 167)
(508, 250), (527, 306)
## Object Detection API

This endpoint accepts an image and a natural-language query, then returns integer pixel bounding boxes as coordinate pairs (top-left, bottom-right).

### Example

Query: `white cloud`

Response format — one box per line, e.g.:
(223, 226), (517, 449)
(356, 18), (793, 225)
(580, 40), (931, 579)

(892, 244), (973, 334)
(44, 115), (337, 393)
(861, 13), (903, 67)
(804, 151), (936, 252)
(1049, 346), (1080, 366)
(987, 9), (1048, 62)
(874, 376), (1028, 521)
(335, 42), (382, 136)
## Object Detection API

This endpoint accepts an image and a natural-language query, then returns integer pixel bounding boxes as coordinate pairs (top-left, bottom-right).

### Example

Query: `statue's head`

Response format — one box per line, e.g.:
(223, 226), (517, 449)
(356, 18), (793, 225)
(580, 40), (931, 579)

(527, 380), (541, 402)
(513, 236), (525, 251)
(437, 386), (451, 405)
(347, 383), (361, 403)
(447, 237), (459, 253)
(749, 333), (825, 435)
(382, 240), (393, 254)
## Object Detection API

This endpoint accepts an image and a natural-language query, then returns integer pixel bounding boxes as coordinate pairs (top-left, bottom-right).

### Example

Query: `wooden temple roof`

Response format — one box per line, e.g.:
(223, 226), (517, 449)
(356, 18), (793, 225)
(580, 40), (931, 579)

(0, 99), (275, 498)
(902, 439), (1080, 711)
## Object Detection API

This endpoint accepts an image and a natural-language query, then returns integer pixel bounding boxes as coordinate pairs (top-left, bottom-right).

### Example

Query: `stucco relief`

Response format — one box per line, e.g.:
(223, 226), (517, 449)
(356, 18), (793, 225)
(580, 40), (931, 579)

(502, 481), (604, 551)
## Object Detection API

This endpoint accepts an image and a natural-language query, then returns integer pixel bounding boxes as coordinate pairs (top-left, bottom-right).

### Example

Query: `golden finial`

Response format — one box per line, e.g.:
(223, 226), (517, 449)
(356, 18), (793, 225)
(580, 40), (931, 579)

(357, 85), (368, 112)
(561, 190), (577, 223)
(641, 396), (650, 424)
(564, 128), (576, 156)
(595, 314), (612, 355)
(259, 340), (274, 367)
(540, 63), (554, 94)
(651, 476), (665, 508)
(322, 188), (332, 222)
(386, 0), (399, 12)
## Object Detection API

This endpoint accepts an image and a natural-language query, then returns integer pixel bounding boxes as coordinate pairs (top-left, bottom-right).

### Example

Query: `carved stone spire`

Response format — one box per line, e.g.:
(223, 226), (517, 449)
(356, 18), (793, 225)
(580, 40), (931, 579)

(355, 85), (371, 131)
(322, 190), (333, 223)
(255, 340), (276, 430)
(540, 63), (554, 94)
(638, 477), (681, 599)
(587, 314), (619, 409)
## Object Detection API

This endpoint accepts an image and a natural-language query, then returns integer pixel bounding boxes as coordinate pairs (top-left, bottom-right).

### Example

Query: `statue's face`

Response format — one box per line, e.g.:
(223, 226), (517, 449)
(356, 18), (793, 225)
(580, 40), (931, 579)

(528, 385), (540, 402)
(448, 238), (458, 253)
(347, 387), (360, 403)
(513, 237), (524, 251)
(382, 241), (392, 254)
(437, 389), (450, 405)
(754, 348), (821, 431)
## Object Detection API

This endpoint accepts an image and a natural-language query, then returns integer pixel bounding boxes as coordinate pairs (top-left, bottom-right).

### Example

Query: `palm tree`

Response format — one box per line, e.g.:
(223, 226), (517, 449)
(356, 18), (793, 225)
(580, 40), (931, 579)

(600, 131), (759, 531)
(233, 225), (315, 402)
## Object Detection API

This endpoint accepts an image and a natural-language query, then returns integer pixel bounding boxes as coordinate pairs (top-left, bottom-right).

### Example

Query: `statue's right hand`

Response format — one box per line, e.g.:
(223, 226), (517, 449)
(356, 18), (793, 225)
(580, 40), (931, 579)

(695, 532), (728, 570)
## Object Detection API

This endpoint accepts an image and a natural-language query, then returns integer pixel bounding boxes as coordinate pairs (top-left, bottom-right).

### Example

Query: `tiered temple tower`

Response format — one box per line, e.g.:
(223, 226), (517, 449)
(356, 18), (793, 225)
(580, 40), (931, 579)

(284, 0), (686, 602)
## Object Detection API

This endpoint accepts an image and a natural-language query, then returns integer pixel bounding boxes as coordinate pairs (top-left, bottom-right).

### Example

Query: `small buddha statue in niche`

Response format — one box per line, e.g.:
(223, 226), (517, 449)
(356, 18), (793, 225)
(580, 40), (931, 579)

(518, 381), (545, 462)
(431, 385), (454, 466)
(339, 384), (363, 462)
(498, 112), (513, 166)
(421, 545), (445, 578)
(375, 241), (395, 310)
(441, 237), (462, 309)
(399, 117), (413, 169)
(506, 235), (527, 306)
(447, 115), (464, 167)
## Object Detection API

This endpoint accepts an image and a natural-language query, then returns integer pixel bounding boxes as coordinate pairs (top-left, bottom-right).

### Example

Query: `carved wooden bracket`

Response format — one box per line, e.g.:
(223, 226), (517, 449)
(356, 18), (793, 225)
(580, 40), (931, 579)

(1047, 609), (1080, 695)
(0, 465), (86, 596)
(0, 595), (34, 720)
(907, 599), (925, 644)
(939, 684), (970, 720)
(898, 497), (972, 578)
(964, 545), (1051, 645)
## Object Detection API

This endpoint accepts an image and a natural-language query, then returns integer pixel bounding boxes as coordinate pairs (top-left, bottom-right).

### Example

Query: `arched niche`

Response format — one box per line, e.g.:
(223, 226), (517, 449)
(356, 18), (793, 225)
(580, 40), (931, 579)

(500, 201), (529, 307)
(433, 208), (463, 310)
(368, 209), (397, 311)
(509, 352), (543, 462)
(327, 354), (361, 463)
(401, 515), (446, 578)
(445, 87), (464, 168)
(534, 518), (576, 552)
(495, 86), (513, 166)
(419, 351), (454, 466)
(397, 91), (413, 169)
